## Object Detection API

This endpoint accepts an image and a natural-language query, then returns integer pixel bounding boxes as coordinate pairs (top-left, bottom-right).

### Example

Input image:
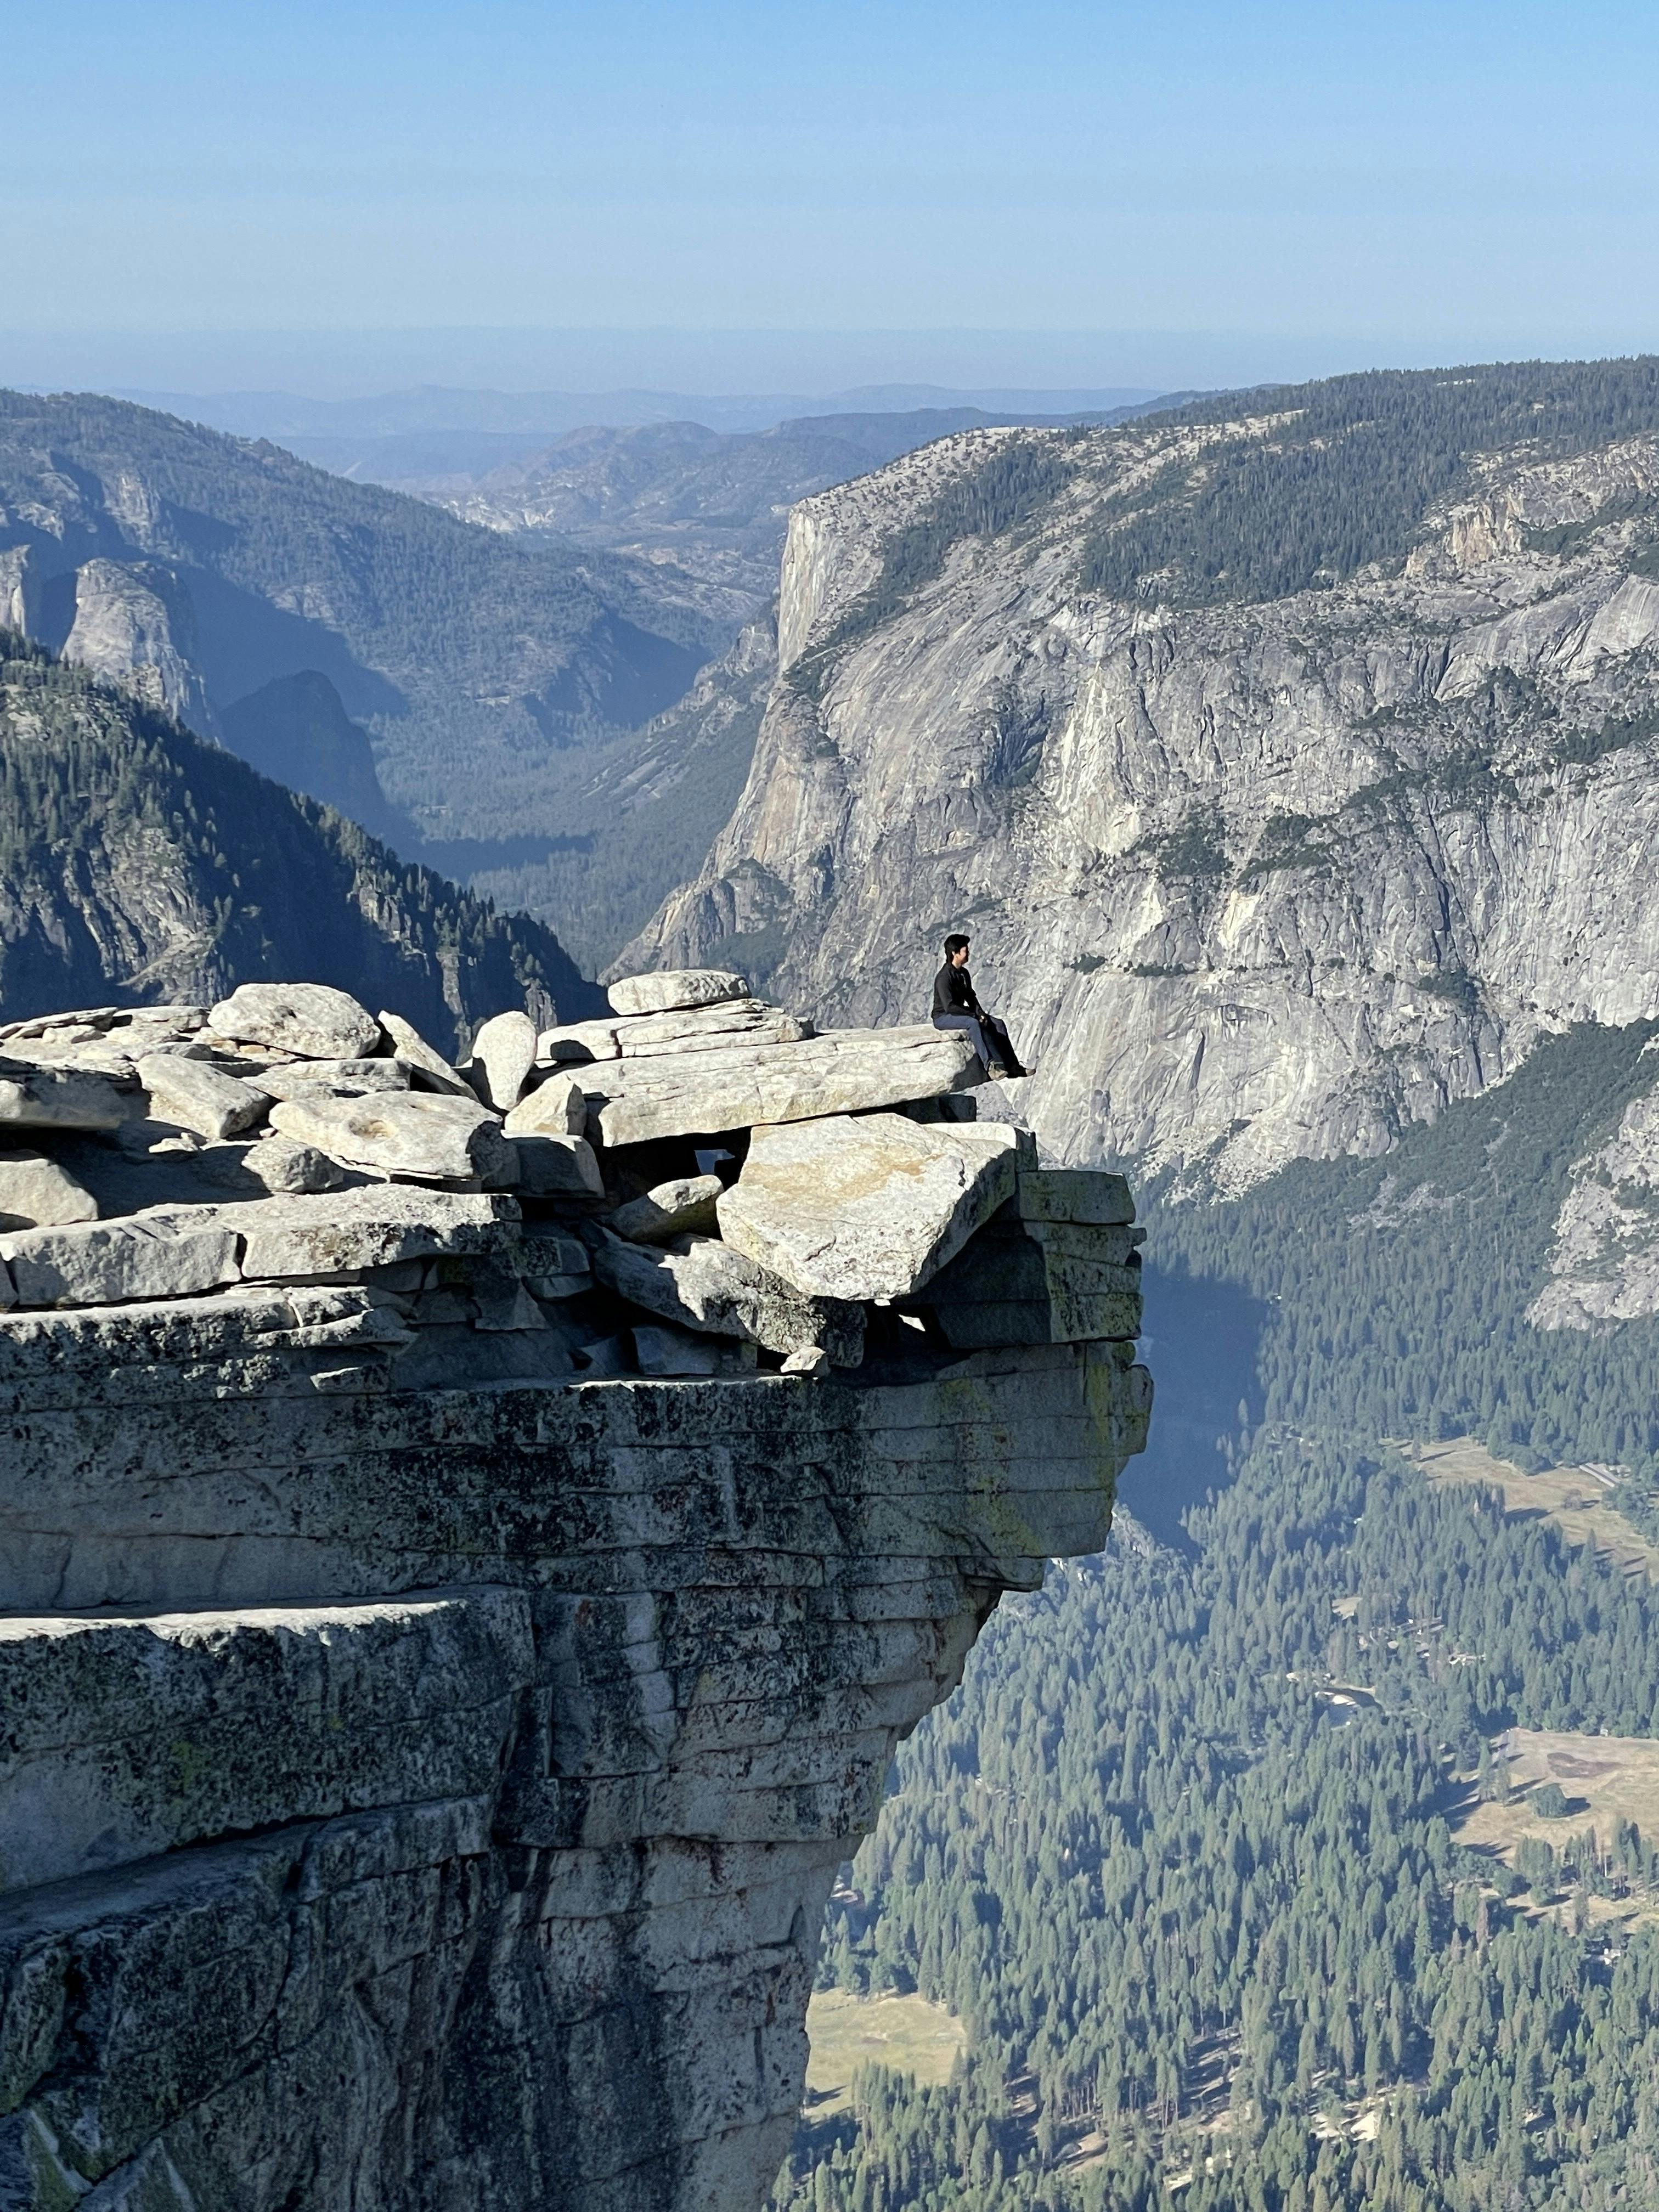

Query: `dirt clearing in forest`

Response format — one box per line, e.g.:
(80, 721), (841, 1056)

(1404, 1437), (1659, 1582)
(803, 1990), (966, 2113)
(1454, 1728), (1659, 1926)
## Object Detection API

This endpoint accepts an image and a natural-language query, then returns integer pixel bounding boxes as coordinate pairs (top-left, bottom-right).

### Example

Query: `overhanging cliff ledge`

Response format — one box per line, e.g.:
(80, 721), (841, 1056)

(0, 972), (1150, 2212)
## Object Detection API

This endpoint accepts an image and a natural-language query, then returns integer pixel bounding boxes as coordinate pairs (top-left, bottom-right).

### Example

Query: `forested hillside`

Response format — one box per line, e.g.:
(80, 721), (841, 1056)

(0, 387), (722, 853)
(461, 612), (778, 976)
(0, 631), (600, 1047)
(771, 1015), (1659, 2209)
(376, 403), (1167, 619)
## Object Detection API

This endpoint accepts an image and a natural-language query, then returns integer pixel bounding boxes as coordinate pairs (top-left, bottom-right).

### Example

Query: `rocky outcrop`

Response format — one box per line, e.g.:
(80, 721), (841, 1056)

(0, 970), (1150, 2212)
(60, 558), (217, 734)
(1529, 1043), (1659, 1329)
(626, 392), (1659, 1190)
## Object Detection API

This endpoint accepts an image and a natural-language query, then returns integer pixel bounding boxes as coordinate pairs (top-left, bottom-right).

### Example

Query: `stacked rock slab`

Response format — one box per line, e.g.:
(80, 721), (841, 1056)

(0, 968), (1152, 2212)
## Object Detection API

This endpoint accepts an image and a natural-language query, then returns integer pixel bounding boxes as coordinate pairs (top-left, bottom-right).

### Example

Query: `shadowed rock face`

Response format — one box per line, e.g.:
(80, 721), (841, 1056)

(0, 1000), (1151, 2211)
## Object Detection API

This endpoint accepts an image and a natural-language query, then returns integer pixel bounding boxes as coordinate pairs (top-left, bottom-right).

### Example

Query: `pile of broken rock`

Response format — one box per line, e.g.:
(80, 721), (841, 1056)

(0, 969), (1142, 1385)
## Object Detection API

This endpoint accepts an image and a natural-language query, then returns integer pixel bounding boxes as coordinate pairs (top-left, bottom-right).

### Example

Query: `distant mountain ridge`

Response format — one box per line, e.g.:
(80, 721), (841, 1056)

(116, 381), (1167, 441)
(0, 631), (601, 1046)
(382, 407), (1176, 617)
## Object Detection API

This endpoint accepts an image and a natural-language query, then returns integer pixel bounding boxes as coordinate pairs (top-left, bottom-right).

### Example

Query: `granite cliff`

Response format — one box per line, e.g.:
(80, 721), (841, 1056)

(627, 359), (1659, 1190)
(0, 967), (1149, 2210)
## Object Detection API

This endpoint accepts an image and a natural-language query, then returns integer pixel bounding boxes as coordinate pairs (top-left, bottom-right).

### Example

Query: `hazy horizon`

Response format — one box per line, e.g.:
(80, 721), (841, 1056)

(6, 325), (1655, 422)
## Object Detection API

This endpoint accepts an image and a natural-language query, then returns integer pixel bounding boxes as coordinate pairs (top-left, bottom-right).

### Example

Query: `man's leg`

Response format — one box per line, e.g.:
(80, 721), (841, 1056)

(932, 1011), (994, 1072)
(984, 1015), (1025, 1077)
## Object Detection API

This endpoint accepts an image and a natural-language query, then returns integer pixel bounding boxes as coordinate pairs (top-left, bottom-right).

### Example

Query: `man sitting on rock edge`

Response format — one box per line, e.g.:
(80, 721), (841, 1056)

(931, 933), (1028, 1080)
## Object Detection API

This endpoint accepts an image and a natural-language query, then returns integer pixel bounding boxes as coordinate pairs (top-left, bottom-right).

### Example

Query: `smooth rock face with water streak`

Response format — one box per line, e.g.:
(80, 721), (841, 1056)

(0, 977), (1151, 2212)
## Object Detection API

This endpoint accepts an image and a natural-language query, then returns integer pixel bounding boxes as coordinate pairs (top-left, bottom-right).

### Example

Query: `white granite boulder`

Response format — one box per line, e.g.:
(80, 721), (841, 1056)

(137, 1053), (272, 1141)
(269, 1091), (518, 1186)
(0, 1058), (132, 1132)
(464, 1011), (538, 1111)
(243, 1136), (349, 1195)
(601, 1002), (812, 1058)
(580, 1026), (979, 1148)
(223, 1187), (521, 1280)
(503, 1072), (587, 1138)
(208, 983), (383, 1062)
(589, 1228), (864, 1365)
(609, 1175), (724, 1244)
(537, 1018), (630, 1065)
(606, 969), (749, 1017)
(538, 1005), (807, 1065)
(0, 1152), (100, 1232)
(252, 1059), (410, 1101)
(377, 1012), (476, 1096)
(716, 1112), (1024, 1301)
(0, 1217), (241, 1307)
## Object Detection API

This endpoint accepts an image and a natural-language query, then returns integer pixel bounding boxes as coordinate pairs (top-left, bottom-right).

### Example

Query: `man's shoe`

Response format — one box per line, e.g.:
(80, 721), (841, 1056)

(985, 1063), (1009, 1080)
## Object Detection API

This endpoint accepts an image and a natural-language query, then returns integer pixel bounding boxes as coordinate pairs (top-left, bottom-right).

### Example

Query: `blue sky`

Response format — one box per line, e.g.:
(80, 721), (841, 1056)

(7, 0), (1658, 393)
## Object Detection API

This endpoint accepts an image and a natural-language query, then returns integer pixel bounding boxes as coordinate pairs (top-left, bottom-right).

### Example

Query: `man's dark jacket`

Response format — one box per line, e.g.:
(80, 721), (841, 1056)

(933, 962), (985, 1019)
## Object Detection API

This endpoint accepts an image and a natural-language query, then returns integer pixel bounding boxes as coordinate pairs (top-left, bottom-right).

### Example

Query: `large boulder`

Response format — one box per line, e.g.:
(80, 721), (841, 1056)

(0, 1153), (99, 1233)
(137, 1053), (272, 1141)
(540, 1001), (808, 1065)
(252, 1060), (410, 1101)
(0, 1217), (241, 1307)
(580, 1026), (979, 1148)
(208, 984), (382, 1062)
(222, 1188), (521, 1280)
(242, 1137), (348, 1195)
(377, 1012), (475, 1097)
(614, 1002), (809, 1057)
(610, 1175), (723, 1244)
(503, 1073), (587, 1138)
(717, 1114), (1025, 1301)
(464, 1011), (538, 1112)
(0, 1058), (131, 1132)
(268, 1092), (517, 1187)
(607, 969), (749, 1017)
(589, 1228), (864, 1366)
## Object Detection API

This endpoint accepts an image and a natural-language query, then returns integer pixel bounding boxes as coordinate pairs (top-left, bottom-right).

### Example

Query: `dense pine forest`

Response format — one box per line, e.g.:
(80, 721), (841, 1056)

(772, 1015), (1659, 2209)
(1078, 356), (1659, 607)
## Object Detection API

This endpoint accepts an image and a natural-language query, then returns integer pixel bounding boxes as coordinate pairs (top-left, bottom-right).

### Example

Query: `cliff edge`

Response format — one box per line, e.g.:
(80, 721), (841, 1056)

(0, 970), (1150, 2212)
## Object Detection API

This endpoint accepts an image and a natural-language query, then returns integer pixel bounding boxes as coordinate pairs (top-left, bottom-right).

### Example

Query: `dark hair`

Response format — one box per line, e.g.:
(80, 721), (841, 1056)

(943, 934), (970, 958)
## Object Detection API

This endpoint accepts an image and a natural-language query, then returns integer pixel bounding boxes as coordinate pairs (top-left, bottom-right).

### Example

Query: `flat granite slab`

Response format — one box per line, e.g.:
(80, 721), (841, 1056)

(580, 1026), (980, 1147)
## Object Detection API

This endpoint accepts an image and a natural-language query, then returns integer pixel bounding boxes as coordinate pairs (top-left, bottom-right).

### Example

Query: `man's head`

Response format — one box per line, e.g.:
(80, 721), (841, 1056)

(944, 933), (971, 968)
